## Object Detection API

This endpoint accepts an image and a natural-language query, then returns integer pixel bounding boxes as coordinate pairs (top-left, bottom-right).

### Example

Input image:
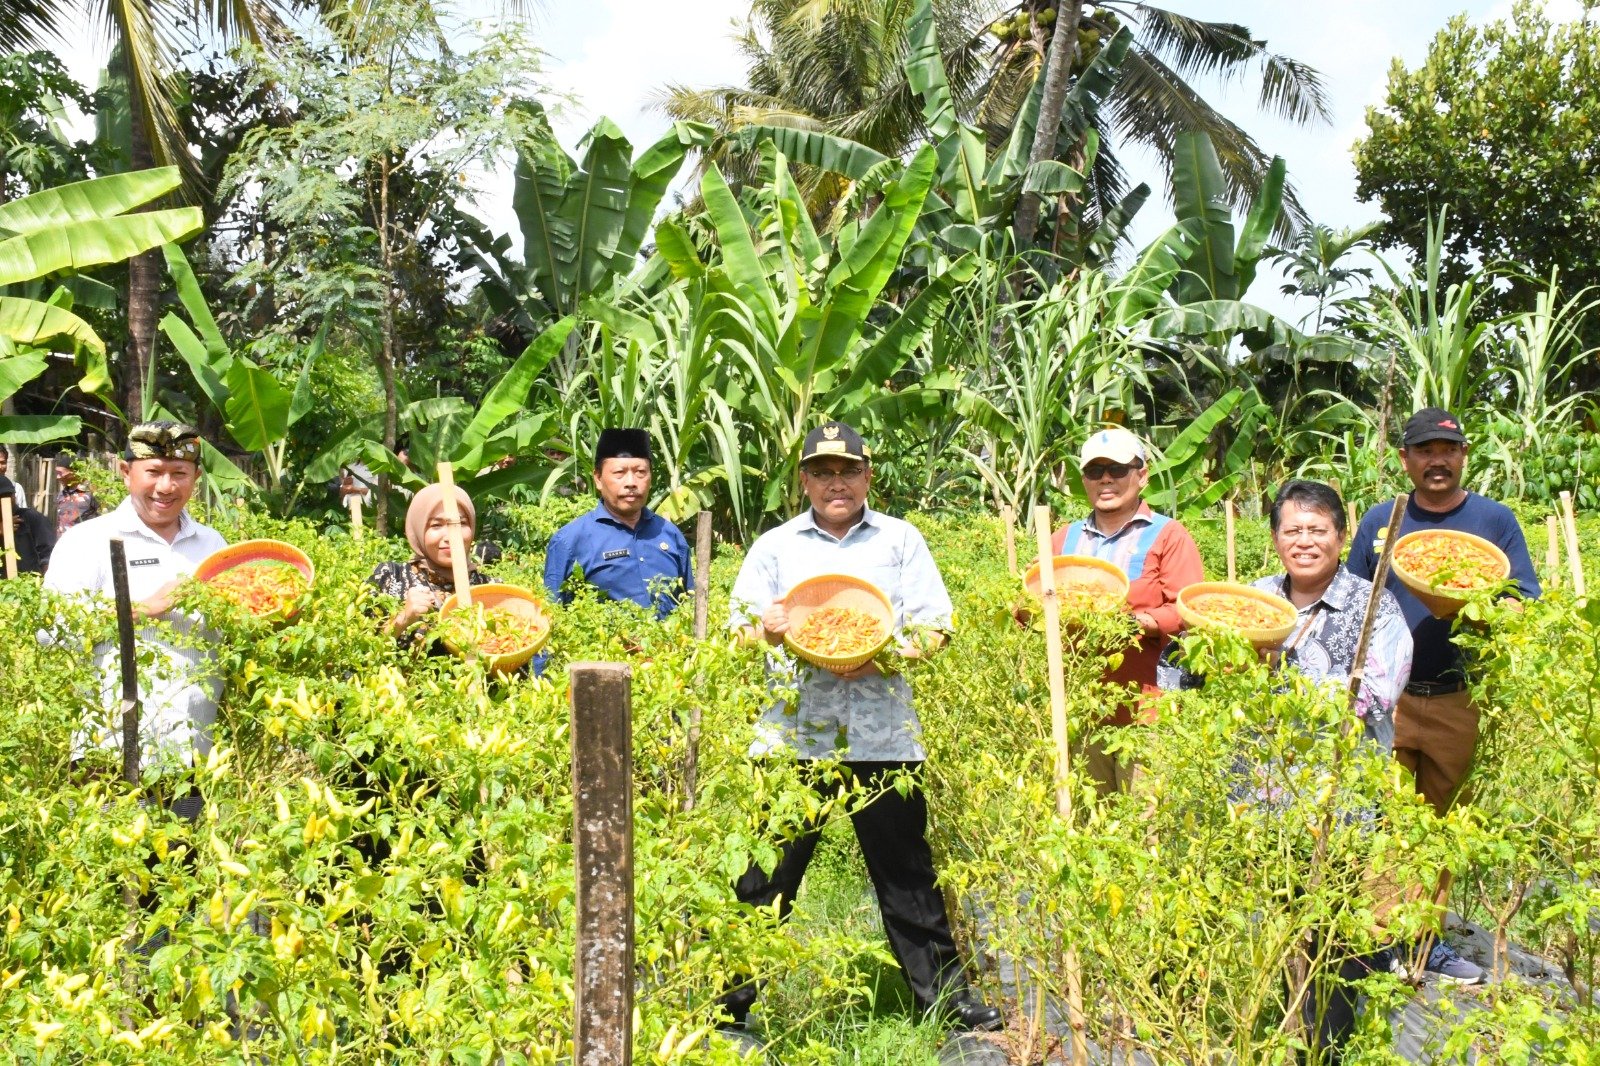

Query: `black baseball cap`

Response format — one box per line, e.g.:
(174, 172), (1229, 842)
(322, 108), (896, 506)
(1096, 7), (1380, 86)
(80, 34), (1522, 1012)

(1402, 407), (1468, 447)
(800, 421), (871, 463)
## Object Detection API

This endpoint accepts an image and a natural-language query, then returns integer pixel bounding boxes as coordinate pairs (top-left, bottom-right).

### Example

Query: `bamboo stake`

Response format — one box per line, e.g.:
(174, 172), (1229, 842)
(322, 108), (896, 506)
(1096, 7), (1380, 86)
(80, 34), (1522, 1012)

(1546, 515), (1562, 589)
(1, 498), (14, 579)
(1001, 505), (1018, 575)
(347, 493), (365, 543)
(1349, 496), (1409, 704)
(1224, 498), (1237, 582)
(1346, 501), (1358, 539)
(435, 462), (473, 606)
(1031, 505), (1086, 1065)
(1560, 491), (1585, 597)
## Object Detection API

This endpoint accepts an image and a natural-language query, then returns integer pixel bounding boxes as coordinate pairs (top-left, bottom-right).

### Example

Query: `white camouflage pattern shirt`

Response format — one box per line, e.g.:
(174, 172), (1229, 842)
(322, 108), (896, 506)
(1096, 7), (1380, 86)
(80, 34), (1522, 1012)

(730, 506), (952, 762)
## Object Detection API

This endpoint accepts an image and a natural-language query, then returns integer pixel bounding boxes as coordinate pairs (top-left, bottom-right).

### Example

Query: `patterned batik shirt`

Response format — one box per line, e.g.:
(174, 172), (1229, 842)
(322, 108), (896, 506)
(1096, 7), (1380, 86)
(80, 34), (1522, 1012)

(729, 506), (953, 762)
(368, 559), (491, 652)
(55, 486), (99, 534)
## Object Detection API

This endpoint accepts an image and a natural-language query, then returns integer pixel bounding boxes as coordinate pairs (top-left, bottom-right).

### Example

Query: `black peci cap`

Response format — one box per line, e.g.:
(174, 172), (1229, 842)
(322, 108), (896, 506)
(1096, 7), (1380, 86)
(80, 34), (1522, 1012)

(800, 421), (871, 463)
(594, 428), (652, 468)
(1402, 407), (1468, 447)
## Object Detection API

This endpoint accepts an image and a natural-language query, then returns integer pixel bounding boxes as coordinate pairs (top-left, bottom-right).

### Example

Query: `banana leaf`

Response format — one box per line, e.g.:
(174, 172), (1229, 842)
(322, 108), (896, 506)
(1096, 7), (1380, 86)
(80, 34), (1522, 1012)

(223, 360), (291, 453)
(732, 125), (888, 181)
(0, 297), (103, 358)
(560, 118), (633, 304)
(454, 316), (576, 470)
(609, 120), (713, 277)
(0, 167), (181, 235)
(1170, 131), (1237, 303)
(905, 0), (957, 139)
(0, 208), (203, 287)
(0, 352), (49, 404)
(0, 414), (82, 446)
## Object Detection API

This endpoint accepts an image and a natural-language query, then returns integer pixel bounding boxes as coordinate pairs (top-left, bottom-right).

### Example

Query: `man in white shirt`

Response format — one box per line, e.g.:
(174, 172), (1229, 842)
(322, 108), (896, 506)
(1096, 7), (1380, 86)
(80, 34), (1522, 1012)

(44, 421), (228, 780)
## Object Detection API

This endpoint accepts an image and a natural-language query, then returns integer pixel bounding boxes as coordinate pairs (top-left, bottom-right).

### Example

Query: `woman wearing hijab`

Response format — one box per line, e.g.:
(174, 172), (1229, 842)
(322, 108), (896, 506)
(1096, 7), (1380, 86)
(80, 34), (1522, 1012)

(369, 483), (491, 649)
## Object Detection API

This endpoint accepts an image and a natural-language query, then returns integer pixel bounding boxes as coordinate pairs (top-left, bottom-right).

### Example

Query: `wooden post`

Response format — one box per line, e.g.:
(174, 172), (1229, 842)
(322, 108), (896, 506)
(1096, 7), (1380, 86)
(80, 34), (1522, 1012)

(1030, 505), (1087, 1066)
(108, 540), (141, 786)
(1224, 498), (1237, 583)
(683, 512), (713, 808)
(34, 456), (55, 520)
(435, 463), (473, 606)
(569, 663), (635, 1066)
(1001, 505), (1018, 575)
(1346, 501), (1358, 540)
(692, 511), (712, 640)
(1560, 491), (1585, 597)
(347, 493), (365, 542)
(1, 498), (15, 579)
(1546, 515), (1562, 589)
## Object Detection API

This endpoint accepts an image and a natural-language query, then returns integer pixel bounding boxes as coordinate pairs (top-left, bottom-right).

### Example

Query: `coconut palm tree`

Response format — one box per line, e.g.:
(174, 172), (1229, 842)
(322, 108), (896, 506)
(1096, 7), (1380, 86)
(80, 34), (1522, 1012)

(659, 0), (995, 202)
(665, 0), (1328, 243)
(994, 2), (1330, 242)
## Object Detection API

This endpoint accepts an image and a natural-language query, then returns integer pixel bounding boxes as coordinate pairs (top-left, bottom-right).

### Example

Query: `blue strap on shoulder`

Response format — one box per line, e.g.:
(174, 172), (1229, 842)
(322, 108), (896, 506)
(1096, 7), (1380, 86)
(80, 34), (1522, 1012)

(1124, 513), (1170, 581)
(1060, 519), (1088, 556)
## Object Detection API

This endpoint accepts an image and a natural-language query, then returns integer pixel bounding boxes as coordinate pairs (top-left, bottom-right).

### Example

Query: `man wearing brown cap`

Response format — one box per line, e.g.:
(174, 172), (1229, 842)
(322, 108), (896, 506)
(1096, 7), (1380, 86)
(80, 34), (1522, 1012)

(44, 421), (229, 782)
(1348, 407), (1540, 984)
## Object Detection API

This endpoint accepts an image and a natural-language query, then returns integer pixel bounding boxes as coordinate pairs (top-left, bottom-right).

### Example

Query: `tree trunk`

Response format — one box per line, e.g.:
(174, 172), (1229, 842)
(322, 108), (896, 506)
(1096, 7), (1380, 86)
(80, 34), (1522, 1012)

(1014, 1), (1085, 249)
(125, 90), (160, 421)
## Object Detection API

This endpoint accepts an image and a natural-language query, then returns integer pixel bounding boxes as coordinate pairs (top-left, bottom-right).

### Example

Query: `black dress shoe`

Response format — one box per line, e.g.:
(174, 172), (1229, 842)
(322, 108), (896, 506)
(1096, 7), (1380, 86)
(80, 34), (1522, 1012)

(931, 988), (1004, 1032)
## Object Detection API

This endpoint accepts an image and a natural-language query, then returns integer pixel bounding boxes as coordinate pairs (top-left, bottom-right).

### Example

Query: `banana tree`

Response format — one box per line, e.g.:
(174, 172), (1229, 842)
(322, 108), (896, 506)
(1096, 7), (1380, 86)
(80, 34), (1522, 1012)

(0, 166), (202, 442)
(302, 317), (577, 506)
(155, 243), (320, 495)
(1166, 130), (1285, 306)
(460, 104), (714, 332)
(647, 146), (967, 537)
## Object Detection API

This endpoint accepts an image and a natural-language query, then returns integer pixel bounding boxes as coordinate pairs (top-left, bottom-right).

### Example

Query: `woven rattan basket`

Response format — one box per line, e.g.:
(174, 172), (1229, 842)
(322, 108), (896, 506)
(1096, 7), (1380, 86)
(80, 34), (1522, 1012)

(1176, 581), (1298, 650)
(194, 539), (315, 622)
(1022, 554), (1130, 608)
(781, 574), (895, 674)
(1390, 528), (1510, 620)
(439, 583), (552, 673)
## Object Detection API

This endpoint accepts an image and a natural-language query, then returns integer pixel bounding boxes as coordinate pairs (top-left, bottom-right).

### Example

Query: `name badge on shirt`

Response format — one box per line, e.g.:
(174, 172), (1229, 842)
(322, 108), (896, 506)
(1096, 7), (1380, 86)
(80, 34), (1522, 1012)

(129, 557), (160, 567)
(602, 549), (630, 561)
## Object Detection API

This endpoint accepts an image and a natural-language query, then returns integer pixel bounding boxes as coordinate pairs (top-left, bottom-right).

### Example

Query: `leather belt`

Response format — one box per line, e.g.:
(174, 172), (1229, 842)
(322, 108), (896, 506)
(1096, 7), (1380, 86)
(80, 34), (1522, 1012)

(1405, 679), (1466, 697)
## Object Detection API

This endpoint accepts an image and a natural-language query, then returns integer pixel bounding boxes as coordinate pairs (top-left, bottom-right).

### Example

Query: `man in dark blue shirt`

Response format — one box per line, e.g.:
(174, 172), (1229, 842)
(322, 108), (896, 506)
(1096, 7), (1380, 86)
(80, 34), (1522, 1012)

(1347, 407), (1540, 984)
(542, 428), (693, 618)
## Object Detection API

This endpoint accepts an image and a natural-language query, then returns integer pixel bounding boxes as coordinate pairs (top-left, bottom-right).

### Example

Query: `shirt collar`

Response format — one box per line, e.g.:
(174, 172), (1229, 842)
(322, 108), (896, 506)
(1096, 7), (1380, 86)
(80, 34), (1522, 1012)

(1274, 564), (1360, 612)
(798, 503), (876, 541)
(111, 497), (198, 544)
(1079, 499), (1154, 540)
(588, 502), (655, 530)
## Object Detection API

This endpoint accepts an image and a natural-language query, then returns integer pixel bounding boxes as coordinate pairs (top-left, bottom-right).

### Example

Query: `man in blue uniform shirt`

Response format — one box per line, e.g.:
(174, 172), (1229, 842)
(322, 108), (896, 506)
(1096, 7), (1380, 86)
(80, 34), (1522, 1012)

(1348, 407), (1540, 985)
(543, 428), (693, 618)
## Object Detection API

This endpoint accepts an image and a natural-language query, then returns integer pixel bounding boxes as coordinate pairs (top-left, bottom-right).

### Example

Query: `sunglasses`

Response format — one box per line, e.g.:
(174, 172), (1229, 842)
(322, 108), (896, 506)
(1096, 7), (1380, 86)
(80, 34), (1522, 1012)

(1082, 461), (1141, 480)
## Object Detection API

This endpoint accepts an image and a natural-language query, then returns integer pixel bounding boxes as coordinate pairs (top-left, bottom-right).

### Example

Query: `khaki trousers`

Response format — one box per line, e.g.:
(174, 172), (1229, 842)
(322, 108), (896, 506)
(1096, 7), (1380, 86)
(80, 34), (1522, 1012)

(1076, 733), (1138, 797)
(1393, 688), (1479, 815)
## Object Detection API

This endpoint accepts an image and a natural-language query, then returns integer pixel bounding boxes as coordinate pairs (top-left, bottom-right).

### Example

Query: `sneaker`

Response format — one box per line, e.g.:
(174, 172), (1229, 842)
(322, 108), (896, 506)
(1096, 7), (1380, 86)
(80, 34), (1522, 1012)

(1425, 939), (1486, 985)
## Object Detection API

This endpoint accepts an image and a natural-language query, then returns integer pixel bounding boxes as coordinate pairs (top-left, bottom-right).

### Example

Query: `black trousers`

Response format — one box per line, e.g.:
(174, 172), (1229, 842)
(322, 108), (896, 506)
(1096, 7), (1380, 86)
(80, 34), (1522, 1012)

(1302, 939), (1388, 1064)
(724, 760), (967, 1021)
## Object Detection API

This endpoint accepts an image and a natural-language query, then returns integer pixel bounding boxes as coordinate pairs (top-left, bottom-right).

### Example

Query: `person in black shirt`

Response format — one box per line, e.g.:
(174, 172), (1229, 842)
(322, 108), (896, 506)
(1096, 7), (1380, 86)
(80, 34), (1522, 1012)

(0, 475), (55, 574)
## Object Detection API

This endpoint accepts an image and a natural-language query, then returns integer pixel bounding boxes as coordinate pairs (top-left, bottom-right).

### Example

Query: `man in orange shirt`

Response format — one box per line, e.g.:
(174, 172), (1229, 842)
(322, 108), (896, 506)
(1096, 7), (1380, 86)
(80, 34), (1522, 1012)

(1050, 427), (1203, 793)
